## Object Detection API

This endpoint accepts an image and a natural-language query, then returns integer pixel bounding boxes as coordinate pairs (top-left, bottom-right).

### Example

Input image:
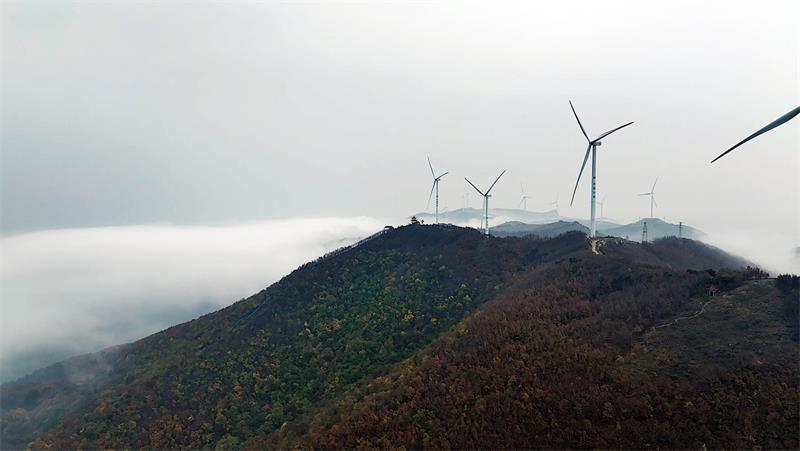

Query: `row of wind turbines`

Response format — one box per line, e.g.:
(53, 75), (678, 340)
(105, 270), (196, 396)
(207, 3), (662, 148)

(426, 101), (798, 239)
(426, 156), (506, 235)
(426, 100), (655, 237)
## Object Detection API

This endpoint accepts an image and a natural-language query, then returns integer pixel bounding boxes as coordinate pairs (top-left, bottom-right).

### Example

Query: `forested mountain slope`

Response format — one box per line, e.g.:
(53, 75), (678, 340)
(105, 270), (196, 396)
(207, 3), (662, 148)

(600, 236), (752, 270)
(2, 225), (787, 450)
(283, 267), (797, 450)
(2, 225), (583, 448)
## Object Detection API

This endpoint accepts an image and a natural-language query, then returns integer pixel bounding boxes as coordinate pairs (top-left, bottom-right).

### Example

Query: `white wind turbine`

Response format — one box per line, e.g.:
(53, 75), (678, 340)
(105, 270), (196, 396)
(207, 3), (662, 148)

(519, 183), (532, 211)
(639, 178), (658, 218)
(465, 171), (506, 236)
(550, 193), (559, 214)
(426, 157), (449, 224)
(568, 100), (634, 238)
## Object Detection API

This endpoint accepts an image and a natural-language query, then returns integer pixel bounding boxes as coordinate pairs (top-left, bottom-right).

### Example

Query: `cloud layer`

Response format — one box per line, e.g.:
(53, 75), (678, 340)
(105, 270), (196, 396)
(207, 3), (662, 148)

(0, 217), (384, 382)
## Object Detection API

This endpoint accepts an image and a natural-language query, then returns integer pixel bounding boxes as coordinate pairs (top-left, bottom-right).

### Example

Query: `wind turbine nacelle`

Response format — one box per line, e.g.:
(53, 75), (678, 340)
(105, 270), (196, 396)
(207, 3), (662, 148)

(594, 141), (602, 146)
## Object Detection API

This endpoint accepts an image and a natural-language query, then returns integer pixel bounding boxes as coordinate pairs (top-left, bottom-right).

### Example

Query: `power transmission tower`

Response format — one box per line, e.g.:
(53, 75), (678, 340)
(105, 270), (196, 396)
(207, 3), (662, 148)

(642, 221), (648, 243)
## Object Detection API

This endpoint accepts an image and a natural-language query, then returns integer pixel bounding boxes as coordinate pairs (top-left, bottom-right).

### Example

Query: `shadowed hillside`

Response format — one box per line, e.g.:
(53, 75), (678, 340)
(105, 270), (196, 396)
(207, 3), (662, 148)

(600, 236), (752, 270)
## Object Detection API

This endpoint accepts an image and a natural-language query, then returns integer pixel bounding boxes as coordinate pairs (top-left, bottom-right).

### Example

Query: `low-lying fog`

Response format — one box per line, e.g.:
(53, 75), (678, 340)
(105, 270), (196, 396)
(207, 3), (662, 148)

(0, 217), (383, 382)
(1, 215), (796, 383)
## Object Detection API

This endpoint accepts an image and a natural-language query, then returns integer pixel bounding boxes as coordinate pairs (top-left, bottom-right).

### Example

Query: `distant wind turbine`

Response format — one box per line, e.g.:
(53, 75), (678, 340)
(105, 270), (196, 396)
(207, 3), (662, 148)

(465, 171), (506, 236)
(426, 157), (449, 224)
(638, 178), (658, 218)
(711, 106), (800, 163)
(568, 100), (634, 238)
(519, 184), (532, 211)
(550, 193), (559, 214)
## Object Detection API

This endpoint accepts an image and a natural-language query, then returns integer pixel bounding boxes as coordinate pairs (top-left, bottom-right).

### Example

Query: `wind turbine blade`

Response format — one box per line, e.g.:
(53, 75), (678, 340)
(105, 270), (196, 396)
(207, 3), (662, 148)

(437, 171), (449, 179)
(486, 170), (506, 194)
(518, 197), (524, 207)
(711, 106), (800, 163)
(427, 181), (436, 208)
(427, 156), (436, 178)
(464, 177), (485, 196)
(653, 196), (658, 208)
(594, 121), (634, 142)
(651, 177), (658, 192)
(569, 100), (590, 142)
(638, 193), (651, 196)
(570, 145), (592, 206)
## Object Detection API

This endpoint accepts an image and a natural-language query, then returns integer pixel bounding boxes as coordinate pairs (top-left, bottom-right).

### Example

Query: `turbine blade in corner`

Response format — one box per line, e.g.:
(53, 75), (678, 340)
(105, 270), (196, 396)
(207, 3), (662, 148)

(711, 106), (800, 163)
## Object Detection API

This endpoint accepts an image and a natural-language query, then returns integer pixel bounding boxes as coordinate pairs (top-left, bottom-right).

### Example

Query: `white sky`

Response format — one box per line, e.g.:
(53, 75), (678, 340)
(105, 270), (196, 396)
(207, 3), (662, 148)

(1, 1), (797, 236)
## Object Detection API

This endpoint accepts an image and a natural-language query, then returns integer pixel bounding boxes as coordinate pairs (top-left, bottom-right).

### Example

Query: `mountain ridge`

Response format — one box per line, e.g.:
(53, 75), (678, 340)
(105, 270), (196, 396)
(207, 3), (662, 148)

(414, 207), (703, 242)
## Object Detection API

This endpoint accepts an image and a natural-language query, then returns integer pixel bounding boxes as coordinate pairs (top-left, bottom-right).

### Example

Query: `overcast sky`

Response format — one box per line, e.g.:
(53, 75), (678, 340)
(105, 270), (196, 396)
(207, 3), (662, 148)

(2, 0), (798, 234)
(1, 1), (798, 380)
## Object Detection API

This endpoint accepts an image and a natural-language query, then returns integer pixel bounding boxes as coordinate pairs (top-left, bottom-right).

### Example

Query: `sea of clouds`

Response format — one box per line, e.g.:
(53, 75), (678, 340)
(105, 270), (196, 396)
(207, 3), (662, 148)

(2, 214), (796, 383)
(0, 217), (384, 382)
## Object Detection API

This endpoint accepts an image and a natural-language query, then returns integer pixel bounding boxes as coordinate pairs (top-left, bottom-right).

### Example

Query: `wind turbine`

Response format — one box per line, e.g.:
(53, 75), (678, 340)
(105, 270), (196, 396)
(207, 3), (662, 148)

(568, 100), (634, 238)
(519, 183), (532, 211)
(638, 178), (658, 218)
(711, 106), (800, 163)
(426, 157), (449, 224)
(550, 193), (559, 214)
(465, 171), (506, 236)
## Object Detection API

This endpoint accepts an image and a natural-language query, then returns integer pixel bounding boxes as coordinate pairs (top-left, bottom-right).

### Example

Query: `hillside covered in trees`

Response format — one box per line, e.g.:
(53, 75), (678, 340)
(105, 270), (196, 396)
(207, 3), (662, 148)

(1, 225), (796, 449)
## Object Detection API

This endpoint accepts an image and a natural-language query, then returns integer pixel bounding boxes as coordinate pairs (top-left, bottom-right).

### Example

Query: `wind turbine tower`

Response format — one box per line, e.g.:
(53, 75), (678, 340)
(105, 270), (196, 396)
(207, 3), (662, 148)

(519, 184), (532, 211)
(568, 101), (634, 238)
(465, 171), (506, 236)
(638, 178), (658, 218)
(426, 157), (449, 224)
